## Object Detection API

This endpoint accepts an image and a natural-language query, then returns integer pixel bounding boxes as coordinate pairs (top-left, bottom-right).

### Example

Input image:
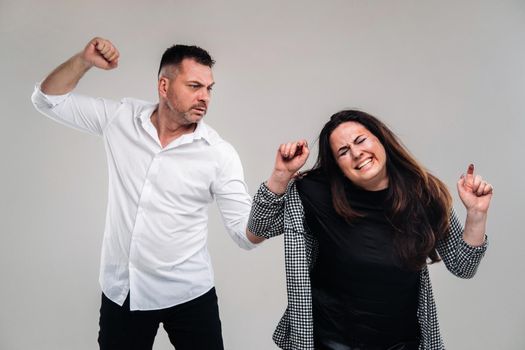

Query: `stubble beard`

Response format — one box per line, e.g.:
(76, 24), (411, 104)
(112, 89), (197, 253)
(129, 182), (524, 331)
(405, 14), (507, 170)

(165, 101), (203, 126)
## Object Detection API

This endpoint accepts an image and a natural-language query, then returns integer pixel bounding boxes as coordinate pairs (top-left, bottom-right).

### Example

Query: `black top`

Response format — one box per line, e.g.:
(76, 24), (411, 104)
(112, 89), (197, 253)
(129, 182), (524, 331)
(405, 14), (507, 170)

(296, 171), (420, 347)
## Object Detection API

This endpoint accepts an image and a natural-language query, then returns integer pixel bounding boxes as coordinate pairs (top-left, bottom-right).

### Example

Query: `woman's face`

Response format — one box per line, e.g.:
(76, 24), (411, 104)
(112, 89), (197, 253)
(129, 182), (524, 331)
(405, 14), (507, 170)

(329, 121), (389, 191)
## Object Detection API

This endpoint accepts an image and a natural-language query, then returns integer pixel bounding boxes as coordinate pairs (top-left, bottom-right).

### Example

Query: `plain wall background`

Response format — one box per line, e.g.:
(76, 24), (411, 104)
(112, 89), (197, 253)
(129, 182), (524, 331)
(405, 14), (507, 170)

(1, 0), (524, 349)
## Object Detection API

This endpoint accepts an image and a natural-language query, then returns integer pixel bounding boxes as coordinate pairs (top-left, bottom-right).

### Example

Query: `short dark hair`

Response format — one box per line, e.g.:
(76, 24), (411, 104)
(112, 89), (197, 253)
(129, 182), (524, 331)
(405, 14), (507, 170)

(158, 44), (215, 76)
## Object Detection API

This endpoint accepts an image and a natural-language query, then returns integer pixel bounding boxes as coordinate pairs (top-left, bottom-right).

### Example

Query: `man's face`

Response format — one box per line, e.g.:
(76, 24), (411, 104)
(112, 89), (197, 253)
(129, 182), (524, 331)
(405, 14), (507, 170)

(159, 58), (215, 125)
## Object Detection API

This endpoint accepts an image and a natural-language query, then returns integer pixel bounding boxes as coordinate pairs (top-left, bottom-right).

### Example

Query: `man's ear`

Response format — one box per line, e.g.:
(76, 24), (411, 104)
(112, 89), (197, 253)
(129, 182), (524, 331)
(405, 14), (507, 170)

(158, 76), (169, 97)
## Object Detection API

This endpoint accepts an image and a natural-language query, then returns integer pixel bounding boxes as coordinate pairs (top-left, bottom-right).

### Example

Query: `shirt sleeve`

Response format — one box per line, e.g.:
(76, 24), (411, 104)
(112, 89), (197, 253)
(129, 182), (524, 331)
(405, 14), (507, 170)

(247, 182), (287, 239)
(211, 144), (257, 250)
(31, 83), (122, 137)
(436, 208), (488, 279)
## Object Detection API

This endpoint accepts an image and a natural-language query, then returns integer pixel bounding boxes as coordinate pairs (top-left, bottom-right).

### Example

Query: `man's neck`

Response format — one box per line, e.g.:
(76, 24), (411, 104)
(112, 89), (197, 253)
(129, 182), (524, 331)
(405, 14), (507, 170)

(151, 109), (196, 148)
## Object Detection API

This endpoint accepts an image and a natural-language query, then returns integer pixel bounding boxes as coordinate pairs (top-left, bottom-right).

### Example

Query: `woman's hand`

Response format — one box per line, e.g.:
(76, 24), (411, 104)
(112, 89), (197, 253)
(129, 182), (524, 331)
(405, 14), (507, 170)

(457, 164), (493, 246)
(457, 164), (493, 214)
(266, 140), (310, 194)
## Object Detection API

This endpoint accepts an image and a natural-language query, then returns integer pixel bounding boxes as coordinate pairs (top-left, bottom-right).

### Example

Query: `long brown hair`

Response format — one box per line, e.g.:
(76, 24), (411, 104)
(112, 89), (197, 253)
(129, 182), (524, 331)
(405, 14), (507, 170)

(310, 110), (452, 270)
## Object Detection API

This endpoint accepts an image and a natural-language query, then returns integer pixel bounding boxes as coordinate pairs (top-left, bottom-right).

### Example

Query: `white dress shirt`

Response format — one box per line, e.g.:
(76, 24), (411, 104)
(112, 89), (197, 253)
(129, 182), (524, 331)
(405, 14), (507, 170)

(32, 85), (256, 310)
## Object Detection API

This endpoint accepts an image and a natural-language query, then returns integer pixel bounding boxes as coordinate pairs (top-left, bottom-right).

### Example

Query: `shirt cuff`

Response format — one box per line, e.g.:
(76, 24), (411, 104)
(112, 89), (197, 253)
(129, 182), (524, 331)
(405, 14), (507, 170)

(32, 83), (70, 108)
(258, 182), (287, 202)
(459, 234), (488, 257)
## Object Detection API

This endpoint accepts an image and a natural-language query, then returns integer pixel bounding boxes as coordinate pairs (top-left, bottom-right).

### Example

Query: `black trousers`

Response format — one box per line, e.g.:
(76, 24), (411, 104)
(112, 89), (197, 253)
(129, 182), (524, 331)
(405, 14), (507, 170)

(98, 288), (224, 350)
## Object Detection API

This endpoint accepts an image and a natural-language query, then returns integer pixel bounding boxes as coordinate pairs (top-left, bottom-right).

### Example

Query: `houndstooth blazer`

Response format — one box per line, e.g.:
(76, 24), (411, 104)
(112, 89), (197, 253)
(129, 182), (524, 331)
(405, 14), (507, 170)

(248, 181), (488, 350)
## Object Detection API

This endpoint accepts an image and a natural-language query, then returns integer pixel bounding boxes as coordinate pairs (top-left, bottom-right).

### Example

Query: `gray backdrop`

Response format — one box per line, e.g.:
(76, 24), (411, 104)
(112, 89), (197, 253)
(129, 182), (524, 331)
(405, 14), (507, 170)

(1, 0), (524, 349)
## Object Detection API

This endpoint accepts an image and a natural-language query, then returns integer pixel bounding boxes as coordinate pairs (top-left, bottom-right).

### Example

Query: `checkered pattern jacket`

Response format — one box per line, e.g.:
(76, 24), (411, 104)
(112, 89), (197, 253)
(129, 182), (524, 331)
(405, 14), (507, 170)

(248, 181), (488, 350)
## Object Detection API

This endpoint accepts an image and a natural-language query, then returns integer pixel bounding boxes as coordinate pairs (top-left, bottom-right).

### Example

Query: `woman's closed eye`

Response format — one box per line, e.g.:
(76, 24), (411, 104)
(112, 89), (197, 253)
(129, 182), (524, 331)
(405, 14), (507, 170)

(355, 136), (366, 144)
(338, 147), (350, 157)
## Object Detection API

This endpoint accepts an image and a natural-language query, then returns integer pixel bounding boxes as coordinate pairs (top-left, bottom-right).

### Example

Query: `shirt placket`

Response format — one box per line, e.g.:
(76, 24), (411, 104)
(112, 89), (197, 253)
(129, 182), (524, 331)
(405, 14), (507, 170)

(128, 151), (162, 291)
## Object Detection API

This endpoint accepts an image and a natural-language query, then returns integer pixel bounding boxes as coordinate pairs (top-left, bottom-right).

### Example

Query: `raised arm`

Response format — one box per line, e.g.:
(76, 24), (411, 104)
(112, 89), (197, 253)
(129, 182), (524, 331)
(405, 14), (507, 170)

(41, 37), (119, 95)
(267, 140), (310, 194)
(246, 140), (310, 243)
(457, 164), (493, 247)
(437, 164), (493, 278)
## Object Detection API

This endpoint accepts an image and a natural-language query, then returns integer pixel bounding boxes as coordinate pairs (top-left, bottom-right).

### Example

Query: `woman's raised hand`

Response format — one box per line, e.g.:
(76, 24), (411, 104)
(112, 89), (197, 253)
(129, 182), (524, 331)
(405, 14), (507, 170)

(457, 164), (493, 214)
(267, 140), (310, 194)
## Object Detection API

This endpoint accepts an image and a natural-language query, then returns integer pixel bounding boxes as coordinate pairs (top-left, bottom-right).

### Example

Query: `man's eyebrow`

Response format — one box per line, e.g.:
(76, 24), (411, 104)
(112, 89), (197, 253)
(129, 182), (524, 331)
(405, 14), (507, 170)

(187, 80), (215, 88)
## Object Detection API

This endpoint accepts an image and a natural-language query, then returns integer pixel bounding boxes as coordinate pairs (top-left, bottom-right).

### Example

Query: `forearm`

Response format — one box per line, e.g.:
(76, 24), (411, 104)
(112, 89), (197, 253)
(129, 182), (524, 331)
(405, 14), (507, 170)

(247, 182), (287, 239)
(266, 170), (294, 195)
(462, 210), (488, 247)
(437, 209), (488, 279)
(456, 163), (492, 247)
(41, 53), (92, 95)
(246, 229), (266, 244)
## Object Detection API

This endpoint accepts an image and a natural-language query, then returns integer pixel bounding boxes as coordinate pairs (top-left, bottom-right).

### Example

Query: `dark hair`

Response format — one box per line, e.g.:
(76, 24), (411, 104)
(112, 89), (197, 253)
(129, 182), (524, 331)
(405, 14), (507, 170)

(158, 44), (215, 76)
(310, 110), (452, 270)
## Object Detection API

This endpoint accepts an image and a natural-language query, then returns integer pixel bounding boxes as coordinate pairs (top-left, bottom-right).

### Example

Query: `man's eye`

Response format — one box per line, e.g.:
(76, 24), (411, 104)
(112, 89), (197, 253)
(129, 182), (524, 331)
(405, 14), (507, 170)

(189, 84), (199, 89)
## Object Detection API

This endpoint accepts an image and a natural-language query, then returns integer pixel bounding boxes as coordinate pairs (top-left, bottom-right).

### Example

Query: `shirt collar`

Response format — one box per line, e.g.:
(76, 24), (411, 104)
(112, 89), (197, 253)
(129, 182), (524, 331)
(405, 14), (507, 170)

(137, 106), (215, 146)
(193, 120), (214, 145)
(137, 104), (158, 124)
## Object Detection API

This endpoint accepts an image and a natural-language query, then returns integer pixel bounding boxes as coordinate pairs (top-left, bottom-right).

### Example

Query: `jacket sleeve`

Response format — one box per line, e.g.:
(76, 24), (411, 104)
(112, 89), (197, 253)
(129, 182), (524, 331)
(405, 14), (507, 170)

(436, 208), (488, 279)
(247, 182), (288, 239)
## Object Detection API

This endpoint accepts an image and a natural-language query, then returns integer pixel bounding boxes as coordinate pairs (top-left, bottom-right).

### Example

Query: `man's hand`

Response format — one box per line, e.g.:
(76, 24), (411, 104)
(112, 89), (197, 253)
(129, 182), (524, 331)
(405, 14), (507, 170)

(41, 37), (120, 95)
(81, 37), (119, 70)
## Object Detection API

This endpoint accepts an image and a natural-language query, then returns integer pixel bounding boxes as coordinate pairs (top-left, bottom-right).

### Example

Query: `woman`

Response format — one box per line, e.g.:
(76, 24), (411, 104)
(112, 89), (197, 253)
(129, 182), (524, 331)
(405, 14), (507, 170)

(247, 110), (492, 350)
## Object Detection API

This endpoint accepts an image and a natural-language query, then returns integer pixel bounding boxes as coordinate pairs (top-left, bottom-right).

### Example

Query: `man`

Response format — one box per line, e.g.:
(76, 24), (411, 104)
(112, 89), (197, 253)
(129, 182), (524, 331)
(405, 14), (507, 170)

(31, 37), (264, 350)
